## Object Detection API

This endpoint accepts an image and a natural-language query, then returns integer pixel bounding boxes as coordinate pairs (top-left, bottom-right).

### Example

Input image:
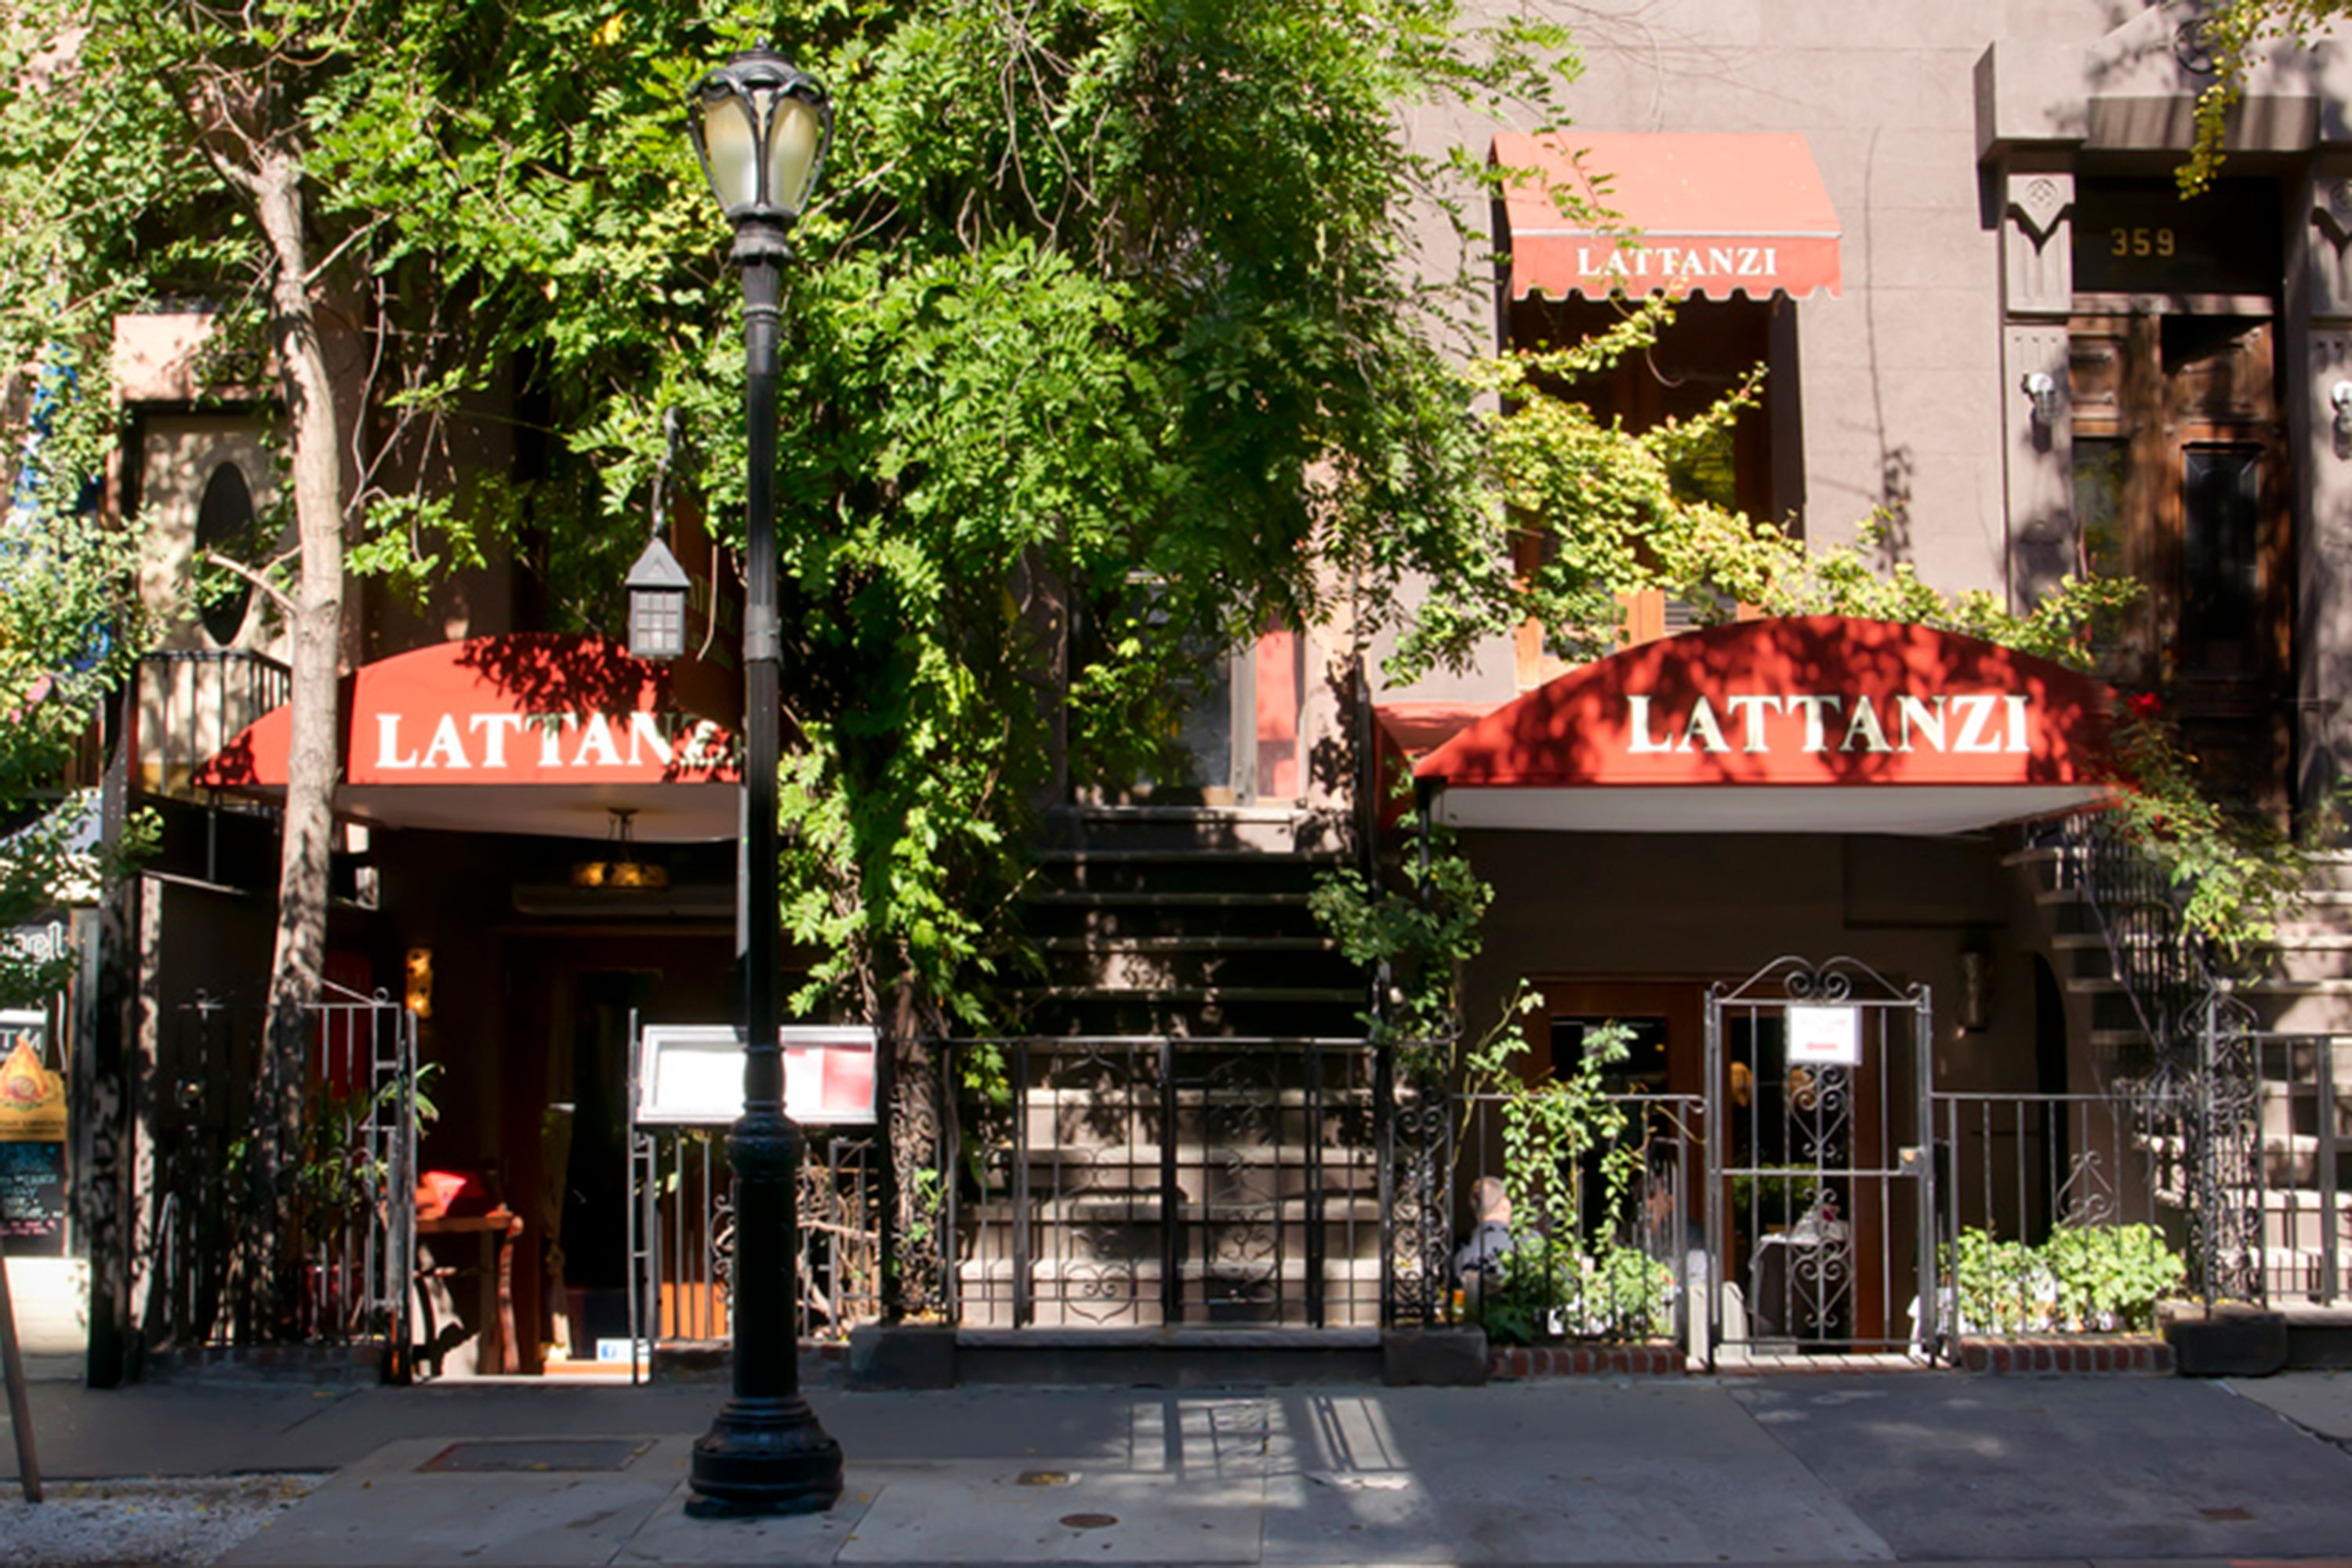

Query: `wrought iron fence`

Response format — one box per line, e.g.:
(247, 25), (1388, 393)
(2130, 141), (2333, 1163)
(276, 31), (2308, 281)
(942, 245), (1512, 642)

(1929, 1090), (2179, 1338)
(1384, 1071), (1451, 1328)
(626, 1125), (883, 1356)
(1934, 1091), (2167, 1241)
(943, 1036), (1381, 1329)
(144, 985), (415, 1358)
(2250, 1031), (2347, 1307)
(2021, 811), (2263, 1306)
(1444, 1091), (1704, 1348)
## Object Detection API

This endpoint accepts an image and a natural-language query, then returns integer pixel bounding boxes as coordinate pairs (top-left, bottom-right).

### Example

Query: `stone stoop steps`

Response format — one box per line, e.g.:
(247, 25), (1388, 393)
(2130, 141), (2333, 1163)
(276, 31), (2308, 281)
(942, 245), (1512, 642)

(956, 805), (1384, 1336)
(2005, 837), (2352, 1363)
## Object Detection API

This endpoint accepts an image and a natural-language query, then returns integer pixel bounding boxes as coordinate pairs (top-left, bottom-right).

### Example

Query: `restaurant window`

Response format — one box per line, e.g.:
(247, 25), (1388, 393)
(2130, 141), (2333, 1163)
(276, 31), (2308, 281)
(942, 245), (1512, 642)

(1506, 295), (1786, 686)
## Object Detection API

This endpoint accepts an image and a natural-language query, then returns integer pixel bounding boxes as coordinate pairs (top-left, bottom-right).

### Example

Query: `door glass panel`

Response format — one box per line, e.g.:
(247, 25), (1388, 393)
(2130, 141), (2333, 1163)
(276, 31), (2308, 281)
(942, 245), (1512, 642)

(1167, 640), (1236, 796)
(2180, 445), (2261, 678)
(2070, 437), (2129, 665)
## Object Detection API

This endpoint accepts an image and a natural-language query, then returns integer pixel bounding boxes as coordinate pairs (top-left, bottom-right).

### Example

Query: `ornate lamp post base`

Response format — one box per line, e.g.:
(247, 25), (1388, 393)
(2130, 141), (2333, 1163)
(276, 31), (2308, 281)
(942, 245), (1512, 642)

(684, 1111), (843, 1516)
(685, 1396), (844, 1517)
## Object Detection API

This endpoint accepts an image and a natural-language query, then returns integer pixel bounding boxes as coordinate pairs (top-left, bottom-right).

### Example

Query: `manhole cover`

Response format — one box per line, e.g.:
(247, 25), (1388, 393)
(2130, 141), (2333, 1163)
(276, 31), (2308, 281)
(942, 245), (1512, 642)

(419, 1439), (652, 1473)
(2199, 1507), (2256, 1522)
(1060, 1512), (1119, 1530)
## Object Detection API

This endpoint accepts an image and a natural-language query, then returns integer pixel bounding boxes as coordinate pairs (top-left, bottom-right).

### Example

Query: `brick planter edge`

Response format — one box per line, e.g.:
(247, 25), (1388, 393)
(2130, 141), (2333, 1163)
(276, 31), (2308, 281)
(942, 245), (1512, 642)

(1955, 1335), (2174, 1374)
(1489, 1343), (1687, 1379)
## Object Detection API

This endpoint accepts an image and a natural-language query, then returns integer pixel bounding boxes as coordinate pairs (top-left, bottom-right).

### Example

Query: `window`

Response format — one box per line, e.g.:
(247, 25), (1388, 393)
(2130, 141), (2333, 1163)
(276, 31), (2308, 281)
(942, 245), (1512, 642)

(1504, 294), (1790, 684)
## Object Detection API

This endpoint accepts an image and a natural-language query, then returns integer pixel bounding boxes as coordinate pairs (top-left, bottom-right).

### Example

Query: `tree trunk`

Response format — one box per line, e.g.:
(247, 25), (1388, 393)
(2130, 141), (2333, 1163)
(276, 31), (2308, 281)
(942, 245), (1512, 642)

(252, 145), (344, 1325)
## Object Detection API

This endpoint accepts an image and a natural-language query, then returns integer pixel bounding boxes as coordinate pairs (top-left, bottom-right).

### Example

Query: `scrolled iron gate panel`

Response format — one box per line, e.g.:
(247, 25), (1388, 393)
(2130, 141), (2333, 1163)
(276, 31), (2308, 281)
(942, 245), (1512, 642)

(946, 1037), (1380, 1329)
(1705, 956), (1934, 1359)
(622, 1014), (884, 1366)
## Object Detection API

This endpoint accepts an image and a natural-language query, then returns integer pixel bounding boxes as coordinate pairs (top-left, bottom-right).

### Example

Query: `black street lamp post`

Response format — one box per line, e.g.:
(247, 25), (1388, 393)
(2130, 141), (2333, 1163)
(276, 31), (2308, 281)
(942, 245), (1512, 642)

(677, 43), (844, 1519)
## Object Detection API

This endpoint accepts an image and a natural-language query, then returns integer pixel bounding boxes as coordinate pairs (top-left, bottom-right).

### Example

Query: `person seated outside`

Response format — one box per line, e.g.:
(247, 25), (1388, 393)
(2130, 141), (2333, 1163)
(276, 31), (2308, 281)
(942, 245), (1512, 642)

(1453, 1176), (1515, 1304)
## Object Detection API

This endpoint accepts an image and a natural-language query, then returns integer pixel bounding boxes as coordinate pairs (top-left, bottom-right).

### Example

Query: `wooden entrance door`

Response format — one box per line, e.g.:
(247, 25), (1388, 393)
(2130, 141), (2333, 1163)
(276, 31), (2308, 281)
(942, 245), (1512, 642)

(2070, 314), (2293, 807)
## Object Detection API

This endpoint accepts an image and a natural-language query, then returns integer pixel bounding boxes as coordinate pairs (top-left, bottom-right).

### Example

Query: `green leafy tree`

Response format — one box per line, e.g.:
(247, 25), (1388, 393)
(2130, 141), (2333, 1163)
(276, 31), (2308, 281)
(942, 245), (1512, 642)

(0, 20), (162, 1006)
(2183, 2), (2351, 192)
(296, 0), (1592, 1044)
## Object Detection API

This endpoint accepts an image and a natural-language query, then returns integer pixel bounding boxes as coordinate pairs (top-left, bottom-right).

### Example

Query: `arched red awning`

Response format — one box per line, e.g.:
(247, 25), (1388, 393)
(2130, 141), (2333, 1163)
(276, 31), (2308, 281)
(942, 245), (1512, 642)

(196, 633), (739, 841)
(1414, 616), (2115, 835)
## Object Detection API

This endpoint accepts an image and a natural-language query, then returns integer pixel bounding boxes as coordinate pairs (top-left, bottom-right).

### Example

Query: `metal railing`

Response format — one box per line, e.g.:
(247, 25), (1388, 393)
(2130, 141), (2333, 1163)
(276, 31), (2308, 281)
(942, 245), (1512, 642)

(2024, 808), (2216, 1064)
(944, 1036), (1381, 1330)
(2024, 810), (2265, 1305)
(626, 1126), (883, 1355)
(1929, 1090), (2185, 1338)
(1933, 1091), (2167, 1243)
(132, 648), (289, 808)
(1446, 1091), (1704, 1346)
(143, 985), (415, 1358)
(2252, 1032), (2347, 1306)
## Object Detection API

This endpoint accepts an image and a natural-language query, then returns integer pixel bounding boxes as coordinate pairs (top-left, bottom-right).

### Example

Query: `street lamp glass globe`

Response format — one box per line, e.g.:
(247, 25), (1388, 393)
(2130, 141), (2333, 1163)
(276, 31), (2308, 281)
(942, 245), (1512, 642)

(765, 94), (826, 218)
(699, 93), (762, 213)
(690, 49), (832, 226)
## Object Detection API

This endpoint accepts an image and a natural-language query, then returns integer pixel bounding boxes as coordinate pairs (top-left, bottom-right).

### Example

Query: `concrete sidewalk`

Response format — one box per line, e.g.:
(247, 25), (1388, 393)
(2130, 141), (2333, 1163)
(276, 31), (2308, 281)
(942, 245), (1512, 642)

(5, 1371), (2352, 1565)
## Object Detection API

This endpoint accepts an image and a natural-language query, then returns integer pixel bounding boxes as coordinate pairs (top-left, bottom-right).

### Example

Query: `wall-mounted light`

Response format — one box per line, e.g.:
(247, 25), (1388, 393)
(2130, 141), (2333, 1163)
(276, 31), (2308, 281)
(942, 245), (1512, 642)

(2330, 380), (2352, 445)
(2021, 370), (2060, 435)
(404, 947), (434, 1020)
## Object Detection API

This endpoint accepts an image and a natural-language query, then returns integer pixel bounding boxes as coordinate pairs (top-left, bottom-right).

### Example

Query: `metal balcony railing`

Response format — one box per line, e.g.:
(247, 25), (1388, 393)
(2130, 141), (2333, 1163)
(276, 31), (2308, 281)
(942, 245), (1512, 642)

(131, 648), (289, 810)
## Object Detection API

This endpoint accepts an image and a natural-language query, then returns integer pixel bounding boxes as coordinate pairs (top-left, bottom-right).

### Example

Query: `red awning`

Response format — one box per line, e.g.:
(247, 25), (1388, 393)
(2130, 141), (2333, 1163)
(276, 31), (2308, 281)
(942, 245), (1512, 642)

(1495, 132), (1842, 302)
(1415, 617), (2114, 835)
(196, 633), (739, 841)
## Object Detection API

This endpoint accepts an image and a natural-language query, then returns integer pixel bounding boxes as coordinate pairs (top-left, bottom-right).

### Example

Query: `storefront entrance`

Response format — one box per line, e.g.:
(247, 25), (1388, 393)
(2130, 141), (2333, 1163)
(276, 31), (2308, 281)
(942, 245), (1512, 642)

(494, 937), (731, 1375)
(1704, 956), (1934, 1356)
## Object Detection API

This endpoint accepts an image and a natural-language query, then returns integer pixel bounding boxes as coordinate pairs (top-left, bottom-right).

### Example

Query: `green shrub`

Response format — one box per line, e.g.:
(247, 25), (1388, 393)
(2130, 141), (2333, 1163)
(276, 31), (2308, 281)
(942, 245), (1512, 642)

(1470, 1238), (1676, 1345)
(1944, 1223), (2183, 1334)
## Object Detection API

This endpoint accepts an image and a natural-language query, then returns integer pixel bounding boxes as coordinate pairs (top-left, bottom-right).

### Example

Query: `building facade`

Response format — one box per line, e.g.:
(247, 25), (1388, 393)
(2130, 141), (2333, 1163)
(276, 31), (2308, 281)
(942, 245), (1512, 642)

(1373, 0), (2352, 1351)
(17, 1), (2350, 1379)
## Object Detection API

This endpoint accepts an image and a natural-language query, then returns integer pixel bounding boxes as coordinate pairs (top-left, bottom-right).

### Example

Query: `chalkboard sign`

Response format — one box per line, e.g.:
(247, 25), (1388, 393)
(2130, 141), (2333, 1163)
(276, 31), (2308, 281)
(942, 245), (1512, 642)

(2073, 179), (2281, 296)
(0, 1142), (64, 1258)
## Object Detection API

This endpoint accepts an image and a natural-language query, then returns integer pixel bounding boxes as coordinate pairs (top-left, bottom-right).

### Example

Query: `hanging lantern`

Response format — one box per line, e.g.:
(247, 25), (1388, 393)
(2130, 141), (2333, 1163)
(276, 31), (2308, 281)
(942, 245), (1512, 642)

(626, 537), (691, 664)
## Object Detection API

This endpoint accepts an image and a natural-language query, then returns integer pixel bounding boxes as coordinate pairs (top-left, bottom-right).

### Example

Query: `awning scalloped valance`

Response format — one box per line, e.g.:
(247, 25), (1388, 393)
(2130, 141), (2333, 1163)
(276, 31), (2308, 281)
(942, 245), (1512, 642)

(1496, 131), (1843, 302)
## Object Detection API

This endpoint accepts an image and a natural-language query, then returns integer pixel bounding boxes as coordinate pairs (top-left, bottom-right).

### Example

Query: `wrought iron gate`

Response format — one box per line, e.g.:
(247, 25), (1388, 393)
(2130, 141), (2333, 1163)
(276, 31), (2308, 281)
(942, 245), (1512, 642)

(146, 983), (416, 1362)
(624, 1015), (884, 1368)
(944, 1037), (1382, 1329)
(1705, 956), (1934, 1358)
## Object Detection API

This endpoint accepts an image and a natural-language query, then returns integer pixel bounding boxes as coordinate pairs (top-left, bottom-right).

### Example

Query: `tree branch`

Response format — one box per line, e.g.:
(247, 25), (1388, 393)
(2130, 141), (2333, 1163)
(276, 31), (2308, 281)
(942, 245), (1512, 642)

(202, 549), (297, 616)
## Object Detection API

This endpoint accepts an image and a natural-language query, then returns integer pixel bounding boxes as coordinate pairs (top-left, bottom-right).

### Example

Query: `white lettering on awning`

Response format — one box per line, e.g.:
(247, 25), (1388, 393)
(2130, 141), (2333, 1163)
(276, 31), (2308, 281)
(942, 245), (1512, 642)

(1623, 691), (2034, 758)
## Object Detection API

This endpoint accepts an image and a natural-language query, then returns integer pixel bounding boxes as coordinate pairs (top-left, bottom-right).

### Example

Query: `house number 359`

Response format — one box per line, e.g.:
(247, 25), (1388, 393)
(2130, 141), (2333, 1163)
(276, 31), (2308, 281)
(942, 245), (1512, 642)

(2108, 226), (2176, 258)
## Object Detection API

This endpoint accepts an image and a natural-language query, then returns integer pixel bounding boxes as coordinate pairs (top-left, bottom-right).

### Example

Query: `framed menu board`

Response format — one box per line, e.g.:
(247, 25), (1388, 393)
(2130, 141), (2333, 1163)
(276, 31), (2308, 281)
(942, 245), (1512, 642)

(0, 1010), (66, 1257)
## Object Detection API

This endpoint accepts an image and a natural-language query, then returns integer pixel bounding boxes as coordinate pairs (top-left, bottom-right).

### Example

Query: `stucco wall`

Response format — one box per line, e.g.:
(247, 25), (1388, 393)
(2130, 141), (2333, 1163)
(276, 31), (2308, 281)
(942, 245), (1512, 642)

(1454, 828), (2047, 1095)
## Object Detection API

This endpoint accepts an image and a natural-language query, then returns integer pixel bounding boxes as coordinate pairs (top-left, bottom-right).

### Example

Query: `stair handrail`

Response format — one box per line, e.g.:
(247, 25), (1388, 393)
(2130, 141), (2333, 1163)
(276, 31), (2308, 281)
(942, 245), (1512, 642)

(2021, 808), (2263, 1305)
(2024, 806), (2220, 1076)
